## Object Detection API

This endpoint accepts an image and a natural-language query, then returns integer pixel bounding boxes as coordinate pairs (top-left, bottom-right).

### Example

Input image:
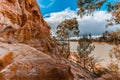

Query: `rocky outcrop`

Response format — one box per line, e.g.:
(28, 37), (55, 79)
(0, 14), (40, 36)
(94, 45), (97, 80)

(0, 0), (98, 80)
(0, 52), (13, 70)
(0, 0), (61, 55)
(0, 0), (73, 79)
(0, 0), (50, 39)
(0, 43), (73, 80)
(68, 52), (79, 63)
(0, 42), (97, 80)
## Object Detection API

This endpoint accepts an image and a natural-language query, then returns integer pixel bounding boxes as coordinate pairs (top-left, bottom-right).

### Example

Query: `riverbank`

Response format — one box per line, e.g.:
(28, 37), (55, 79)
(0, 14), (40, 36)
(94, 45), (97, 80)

(70, 41), (114, 67)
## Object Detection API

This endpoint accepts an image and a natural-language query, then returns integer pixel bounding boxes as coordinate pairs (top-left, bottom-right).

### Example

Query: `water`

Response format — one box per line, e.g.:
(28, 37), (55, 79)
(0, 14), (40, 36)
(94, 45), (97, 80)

(70, 41), (114, 67)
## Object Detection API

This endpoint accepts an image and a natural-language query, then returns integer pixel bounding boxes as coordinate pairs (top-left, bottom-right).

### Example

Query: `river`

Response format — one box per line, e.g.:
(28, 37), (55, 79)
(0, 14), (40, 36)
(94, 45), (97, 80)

(70, 41), (114, 67)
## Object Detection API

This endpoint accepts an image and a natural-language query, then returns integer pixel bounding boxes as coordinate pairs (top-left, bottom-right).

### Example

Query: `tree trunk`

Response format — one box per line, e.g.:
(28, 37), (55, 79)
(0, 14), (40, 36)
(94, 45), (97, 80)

(67, 36), (70, 59)
(84, 54), (86, 68)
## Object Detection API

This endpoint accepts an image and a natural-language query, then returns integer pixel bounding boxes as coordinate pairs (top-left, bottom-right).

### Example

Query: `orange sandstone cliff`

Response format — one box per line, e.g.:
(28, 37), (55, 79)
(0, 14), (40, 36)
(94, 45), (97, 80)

(0, 0), (64, 56)
(0, 0), (97, 80)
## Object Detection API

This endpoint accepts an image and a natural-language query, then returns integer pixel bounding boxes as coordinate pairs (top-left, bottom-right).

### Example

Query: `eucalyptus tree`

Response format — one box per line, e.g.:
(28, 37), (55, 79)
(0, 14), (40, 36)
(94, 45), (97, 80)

(77, 0), (107, 17)
(56, 18), (79, 58)
(77, 0), (120, 69)
(77, 34), (95, 68)
(77, 0), (120, 25)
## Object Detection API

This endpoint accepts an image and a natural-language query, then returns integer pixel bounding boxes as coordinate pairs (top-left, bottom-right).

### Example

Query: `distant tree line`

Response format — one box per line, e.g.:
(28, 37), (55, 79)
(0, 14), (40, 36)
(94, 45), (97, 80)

(92, 30), (120, 44)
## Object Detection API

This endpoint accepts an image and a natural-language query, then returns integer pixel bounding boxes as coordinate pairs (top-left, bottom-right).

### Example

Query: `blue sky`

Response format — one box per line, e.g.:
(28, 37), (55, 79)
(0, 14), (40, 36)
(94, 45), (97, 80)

(37, 0), (120, 36)
(37, 0), (117, 16)
(37, 0), (77, 16)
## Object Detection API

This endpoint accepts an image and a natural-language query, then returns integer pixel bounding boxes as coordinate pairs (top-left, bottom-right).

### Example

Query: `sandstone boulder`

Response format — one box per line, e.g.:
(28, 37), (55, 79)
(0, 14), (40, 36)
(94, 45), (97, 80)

(0, 43), (73, 80)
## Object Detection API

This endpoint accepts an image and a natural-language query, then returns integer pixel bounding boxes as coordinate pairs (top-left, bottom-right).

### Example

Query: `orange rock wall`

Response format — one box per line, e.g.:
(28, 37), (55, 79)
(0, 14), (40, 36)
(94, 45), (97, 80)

(0, 0), (50, 43)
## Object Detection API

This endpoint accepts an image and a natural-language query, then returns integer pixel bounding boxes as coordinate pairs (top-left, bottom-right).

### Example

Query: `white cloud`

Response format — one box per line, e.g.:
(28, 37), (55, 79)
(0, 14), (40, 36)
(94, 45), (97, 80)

(44, 8), (120, 36)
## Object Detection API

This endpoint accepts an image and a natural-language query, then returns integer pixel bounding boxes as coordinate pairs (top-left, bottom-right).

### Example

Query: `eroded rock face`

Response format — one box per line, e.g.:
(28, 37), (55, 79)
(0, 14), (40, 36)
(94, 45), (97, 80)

(0, 0), (97, 80)
(0, 0), (50, 39)
(0, 0), (59, 54)
(0, 0), (73, 80)
(0, 0), (64, 56)
(0, 43), (73, 80)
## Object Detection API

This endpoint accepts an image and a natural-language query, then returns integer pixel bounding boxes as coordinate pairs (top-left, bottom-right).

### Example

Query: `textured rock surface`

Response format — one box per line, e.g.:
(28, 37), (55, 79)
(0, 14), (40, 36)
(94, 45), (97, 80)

(0, 43), (73, 80)
(0, 0), (99, 80)
(0, 0), (61, 55)
(0, 0), (50, 39)
(0, 42), (97, 80)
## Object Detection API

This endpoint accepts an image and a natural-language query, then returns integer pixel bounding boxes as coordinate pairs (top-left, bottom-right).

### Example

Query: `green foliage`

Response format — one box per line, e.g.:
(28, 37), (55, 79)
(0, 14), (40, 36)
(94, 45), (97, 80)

(77, 34), (95, 68)
(109, 45), (120, 61)
(98, 31), (109, 42)
(76, 0), (120, 17)
(106, 3), (120, 27)
(77, 0), (120, 66)
(107, 2), (118, 12)
(76, 0), (120, 77)
(107, 63), (119, 73)
(108, 30), (120, 45)
(105, 63), (120, 79)
(94, 67), (108, 77)
(56, 18), (79, 58)
(77, 0), (106, 17)
(56, 18), (79, 40)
